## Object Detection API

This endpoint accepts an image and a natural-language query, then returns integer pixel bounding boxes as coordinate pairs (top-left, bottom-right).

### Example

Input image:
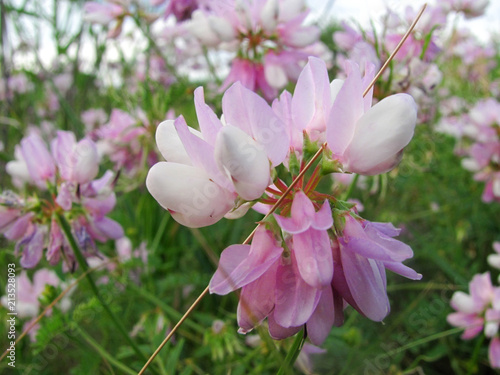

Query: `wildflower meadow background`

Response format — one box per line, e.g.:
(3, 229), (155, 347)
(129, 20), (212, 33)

(0, 0), (500, 374)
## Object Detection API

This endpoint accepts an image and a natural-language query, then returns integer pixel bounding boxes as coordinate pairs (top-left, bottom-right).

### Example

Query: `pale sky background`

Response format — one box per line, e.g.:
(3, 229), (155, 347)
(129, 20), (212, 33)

(310, 0), (500, 42)
(7, 0), (500, 71)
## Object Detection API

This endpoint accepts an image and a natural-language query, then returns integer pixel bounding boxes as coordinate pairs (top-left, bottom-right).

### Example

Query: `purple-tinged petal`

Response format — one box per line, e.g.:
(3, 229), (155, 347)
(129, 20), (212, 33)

(268, 311), (302, 340)
(210, 244), (249, 294)
(21, 134), (55, 184)
(291, 57), (331, 135)
(84, 193), (117, 218)
(194, 87), (223, 146)
(368, 221), (401, 237)
(274, 253), (321, 327)
(274, 191), (315, 234)
(489, 337), (500, 368)
(0, 209), (20, 231)
(47, 220), (63, 265)
(20, 227), (45, 268)
(222, 82), (289, 166)
(469, 272), (494, 309)
(56, 182), (74, 211)
(341, 216), (410, 262)
(447, 312), (484, 340)
(73, 138), (99, 184)
(293, 229), (333, 287)
(326, 61), (364, 157)
(306, 286), (335, 345)
(384, 261), (422, 280)
(237, 261), (278, 333)
(210, 227), (282, 295)
(340, 248), (389, 321)
(51, 130), (76, 181)
(311, 200), (333, 230)
(92, 217), (124, 240)
(5, 213), (34, 240)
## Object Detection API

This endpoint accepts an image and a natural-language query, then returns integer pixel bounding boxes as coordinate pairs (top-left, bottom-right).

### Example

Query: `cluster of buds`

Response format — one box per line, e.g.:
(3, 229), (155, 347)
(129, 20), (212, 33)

(147, 57), (421, 342)
(1, 131), (123, 270)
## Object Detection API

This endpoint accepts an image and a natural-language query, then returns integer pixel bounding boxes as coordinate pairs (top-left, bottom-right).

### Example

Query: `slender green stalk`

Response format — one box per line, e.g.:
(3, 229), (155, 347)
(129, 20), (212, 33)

(74, 324), (137, 375)
(343, 173), (360, 201)
(276, 329), (305, 375)
(55, 213), (150, 365)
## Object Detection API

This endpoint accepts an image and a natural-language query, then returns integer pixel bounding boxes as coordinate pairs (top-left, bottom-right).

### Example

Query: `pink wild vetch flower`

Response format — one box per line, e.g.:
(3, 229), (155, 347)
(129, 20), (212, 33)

(448, 272), (500, 369)
(1, 132), (123, 270)
(146, 84), (289, 227)
(210, 189), (421, 344)
(183, 0), (326, 100)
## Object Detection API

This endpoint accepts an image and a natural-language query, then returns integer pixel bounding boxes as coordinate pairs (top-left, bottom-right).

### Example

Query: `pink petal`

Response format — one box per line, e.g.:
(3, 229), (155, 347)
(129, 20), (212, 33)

(237, 261), (278, 333)
(174, 116), (232, 191)
(293, 229), (333, 287)
(268, 311), (302, 340)
(209, 227), (283, 295)
(20, 228), (45, 268)
(490, 337), (500, 368)
(312, 200), (333, 230)
(326, 60), (364, 157)
(340, 248), (389, 321)
(194, 87), (223, 146)
(306, 286), (335, 345)
(274, 253), (321, 327)
(222, 82), (289, 166)
(274, 190), (315, 234)
(291, 57), (331, 135)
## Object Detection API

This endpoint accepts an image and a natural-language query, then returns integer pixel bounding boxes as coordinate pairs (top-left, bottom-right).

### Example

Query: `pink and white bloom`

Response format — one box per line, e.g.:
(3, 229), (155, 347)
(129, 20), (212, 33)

(147, 84), (289, 227)
(326, 61), (417, 175)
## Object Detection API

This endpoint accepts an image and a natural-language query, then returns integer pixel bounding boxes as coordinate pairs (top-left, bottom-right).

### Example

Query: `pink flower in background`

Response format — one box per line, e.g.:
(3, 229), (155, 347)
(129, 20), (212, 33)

(1, 132), (123, 270)
(183, 0), (327, 99)
(1, 270), (72, 341)
(440, 0), (490, 19)
(448, 271), (500, 369)
(96, 108), (152, 177)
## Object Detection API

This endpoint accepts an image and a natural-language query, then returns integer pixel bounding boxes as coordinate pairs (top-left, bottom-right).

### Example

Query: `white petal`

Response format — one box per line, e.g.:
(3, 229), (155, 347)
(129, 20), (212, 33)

(344, 93), (417, 175)
(146, 162), (235, 228)
(214, 126), (270, 201)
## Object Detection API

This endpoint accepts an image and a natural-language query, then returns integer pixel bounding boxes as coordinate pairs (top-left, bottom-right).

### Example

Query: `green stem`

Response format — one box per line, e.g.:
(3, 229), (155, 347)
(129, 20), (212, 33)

(74, 324), (137, 375)
(343, 174), (360, 201)
(55, 213), (150, 365)
(277, 329), (305, 375)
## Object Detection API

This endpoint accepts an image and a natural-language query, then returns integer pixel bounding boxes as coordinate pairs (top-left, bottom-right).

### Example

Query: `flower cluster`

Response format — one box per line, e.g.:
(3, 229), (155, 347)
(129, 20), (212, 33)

(333, 4), (445, 122)
(437, 98), (500, 203)
(179, 0), (328, 99)
(1, 131), (123, 270)
(448, 242), (500, 369)
(1, 269), (72, 341)
(147, 56), (421, 342)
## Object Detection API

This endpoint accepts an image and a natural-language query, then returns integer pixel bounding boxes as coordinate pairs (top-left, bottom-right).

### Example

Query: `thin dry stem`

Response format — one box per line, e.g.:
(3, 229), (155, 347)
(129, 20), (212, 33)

(138, 4), (428, 373)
